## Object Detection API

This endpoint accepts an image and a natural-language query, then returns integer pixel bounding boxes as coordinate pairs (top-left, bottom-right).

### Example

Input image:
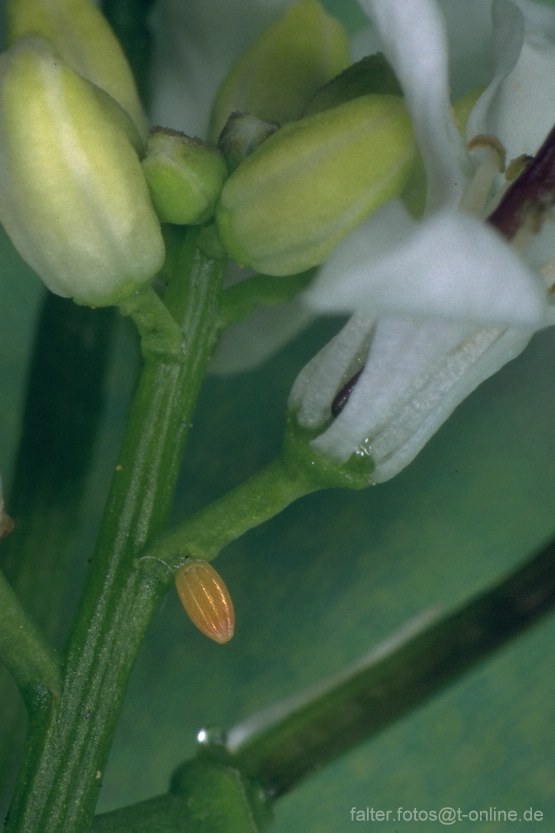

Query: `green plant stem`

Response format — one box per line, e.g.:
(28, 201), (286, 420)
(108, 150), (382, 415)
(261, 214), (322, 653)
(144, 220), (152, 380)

(0, 300), (116, 811)
(5, 230), (225, 833)
(147, 456), (319, 567)
(0, 570), (61, 709)
(119, 285), (183, 358)
(0, 300), (116, 645)
(146, 423), (372, 570)
(89, 533), (555, 832)
(231, 533), (555, 798)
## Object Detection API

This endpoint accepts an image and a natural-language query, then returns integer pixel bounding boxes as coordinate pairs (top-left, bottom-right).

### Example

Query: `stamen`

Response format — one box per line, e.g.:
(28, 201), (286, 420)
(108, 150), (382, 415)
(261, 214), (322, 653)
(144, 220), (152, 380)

(540, 253), (555, 293)
(488, 123), (555, 240)
(462, 135), (505, 215)
(331, 367), (364, 417)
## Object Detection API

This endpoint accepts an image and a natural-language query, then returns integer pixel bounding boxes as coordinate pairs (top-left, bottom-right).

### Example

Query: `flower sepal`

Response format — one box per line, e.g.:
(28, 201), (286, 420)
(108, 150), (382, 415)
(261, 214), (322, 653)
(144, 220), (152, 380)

(143, 128), (228, 225)
(283, 417), (373, 493)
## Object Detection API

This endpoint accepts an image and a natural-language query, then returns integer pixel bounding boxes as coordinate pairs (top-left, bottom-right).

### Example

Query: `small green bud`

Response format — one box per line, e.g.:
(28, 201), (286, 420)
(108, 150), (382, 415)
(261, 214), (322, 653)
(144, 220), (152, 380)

(7, 0), (147, 135)
(215, 95), (416, 276)
(209, 0), (349, 141)
(0, 37), (165, 307)
(142, 129), (228, 226)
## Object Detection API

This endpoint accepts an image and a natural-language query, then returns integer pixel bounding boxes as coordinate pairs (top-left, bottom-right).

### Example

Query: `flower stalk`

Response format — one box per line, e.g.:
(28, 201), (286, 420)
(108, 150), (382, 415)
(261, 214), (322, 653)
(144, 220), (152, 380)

(143, 420), (373, 572)
(4, 229), (226, 833)
(0, 570), (61, 710)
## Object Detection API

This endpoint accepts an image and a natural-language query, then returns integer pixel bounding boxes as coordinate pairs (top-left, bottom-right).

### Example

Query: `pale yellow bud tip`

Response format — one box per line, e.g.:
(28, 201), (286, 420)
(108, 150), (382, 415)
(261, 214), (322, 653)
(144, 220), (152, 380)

(216, 95), (416, 276)
(0, 37), (165, 307)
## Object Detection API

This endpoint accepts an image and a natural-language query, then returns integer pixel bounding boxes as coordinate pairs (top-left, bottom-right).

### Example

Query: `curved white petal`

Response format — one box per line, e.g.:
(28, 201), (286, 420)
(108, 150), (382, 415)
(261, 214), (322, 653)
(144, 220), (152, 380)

(353, 0), (496, 98)
(312, 316), (533, 480)
(357, 0), (469, 208)
(440, 0), (496, 96)
(468, 0), (555, 159)
(289, 311), (375, 427)
(149, 0), (290, 137)
(305, 203), (548, 327)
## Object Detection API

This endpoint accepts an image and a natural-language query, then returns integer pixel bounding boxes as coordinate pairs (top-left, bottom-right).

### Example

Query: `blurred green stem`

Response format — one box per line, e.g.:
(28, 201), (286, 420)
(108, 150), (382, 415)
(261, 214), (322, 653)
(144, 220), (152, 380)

(5, 230), (226, 833)
(94, 532), (555, 833)
(232, 532), (555, 797)
(0, 300), (116, 813)
(0, 570), (61, 710)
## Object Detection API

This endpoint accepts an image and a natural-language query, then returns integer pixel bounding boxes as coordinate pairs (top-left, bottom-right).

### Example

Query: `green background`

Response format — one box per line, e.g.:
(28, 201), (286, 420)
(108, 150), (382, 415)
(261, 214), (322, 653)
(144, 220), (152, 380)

(2, 0), (555, 831)
(2, 223), (555, 832)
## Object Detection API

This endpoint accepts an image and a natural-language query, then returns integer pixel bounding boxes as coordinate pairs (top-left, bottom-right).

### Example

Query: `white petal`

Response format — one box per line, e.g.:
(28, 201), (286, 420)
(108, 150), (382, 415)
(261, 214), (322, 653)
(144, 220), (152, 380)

(353, 0), (496, 98)
(357, 0), (469, 208)
(440, 0), (496, 96)
(468, 0), (555, 159)
(149, 0), (290, 137)
(289, 312), (375, 427)
(305, 203), (548, 327)
(312, 315), (532, 480)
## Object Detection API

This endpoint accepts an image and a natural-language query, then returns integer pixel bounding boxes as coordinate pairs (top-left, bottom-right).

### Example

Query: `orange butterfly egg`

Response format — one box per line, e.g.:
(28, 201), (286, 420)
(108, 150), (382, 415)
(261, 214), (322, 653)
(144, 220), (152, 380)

(175, 559), (235, 644)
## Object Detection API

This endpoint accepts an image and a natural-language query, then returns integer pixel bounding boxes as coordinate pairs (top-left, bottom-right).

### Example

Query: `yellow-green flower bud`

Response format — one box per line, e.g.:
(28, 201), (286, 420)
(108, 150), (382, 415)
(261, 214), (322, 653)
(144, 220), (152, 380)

(209, 0), (349, 142)
(142, 129), (228, 225)
(0, 37), (165, 307)
(7, 0), (147, 135)
(215, 95), (416, 276)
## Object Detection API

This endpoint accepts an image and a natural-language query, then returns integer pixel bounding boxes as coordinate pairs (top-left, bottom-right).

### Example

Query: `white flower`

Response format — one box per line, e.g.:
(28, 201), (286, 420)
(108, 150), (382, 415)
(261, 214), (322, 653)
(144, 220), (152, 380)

(289, 0), (555, 482)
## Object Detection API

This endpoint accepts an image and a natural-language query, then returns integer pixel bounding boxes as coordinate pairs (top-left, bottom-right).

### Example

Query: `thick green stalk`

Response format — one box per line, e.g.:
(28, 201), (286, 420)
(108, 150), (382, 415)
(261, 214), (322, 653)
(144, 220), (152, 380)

(231, 533), (555, 797)
(5, 230), (225, 833)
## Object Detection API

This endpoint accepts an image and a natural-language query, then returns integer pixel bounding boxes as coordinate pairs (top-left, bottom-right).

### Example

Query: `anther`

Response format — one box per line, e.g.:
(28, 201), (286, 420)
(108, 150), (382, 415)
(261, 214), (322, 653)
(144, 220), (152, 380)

(488, 123), (555, 240)
(331, 367), (364, 417)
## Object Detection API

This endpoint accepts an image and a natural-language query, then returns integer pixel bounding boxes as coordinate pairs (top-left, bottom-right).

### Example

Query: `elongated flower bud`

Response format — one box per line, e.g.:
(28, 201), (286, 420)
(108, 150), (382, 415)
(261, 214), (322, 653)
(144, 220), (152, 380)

(7, 0), (147, 134)
(216, 95), (416, 276)
(175, 560), (235, 644)
(143, 129), (228, 225)
(209, 0), (349, 141)
(0, 38), (165, 307)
